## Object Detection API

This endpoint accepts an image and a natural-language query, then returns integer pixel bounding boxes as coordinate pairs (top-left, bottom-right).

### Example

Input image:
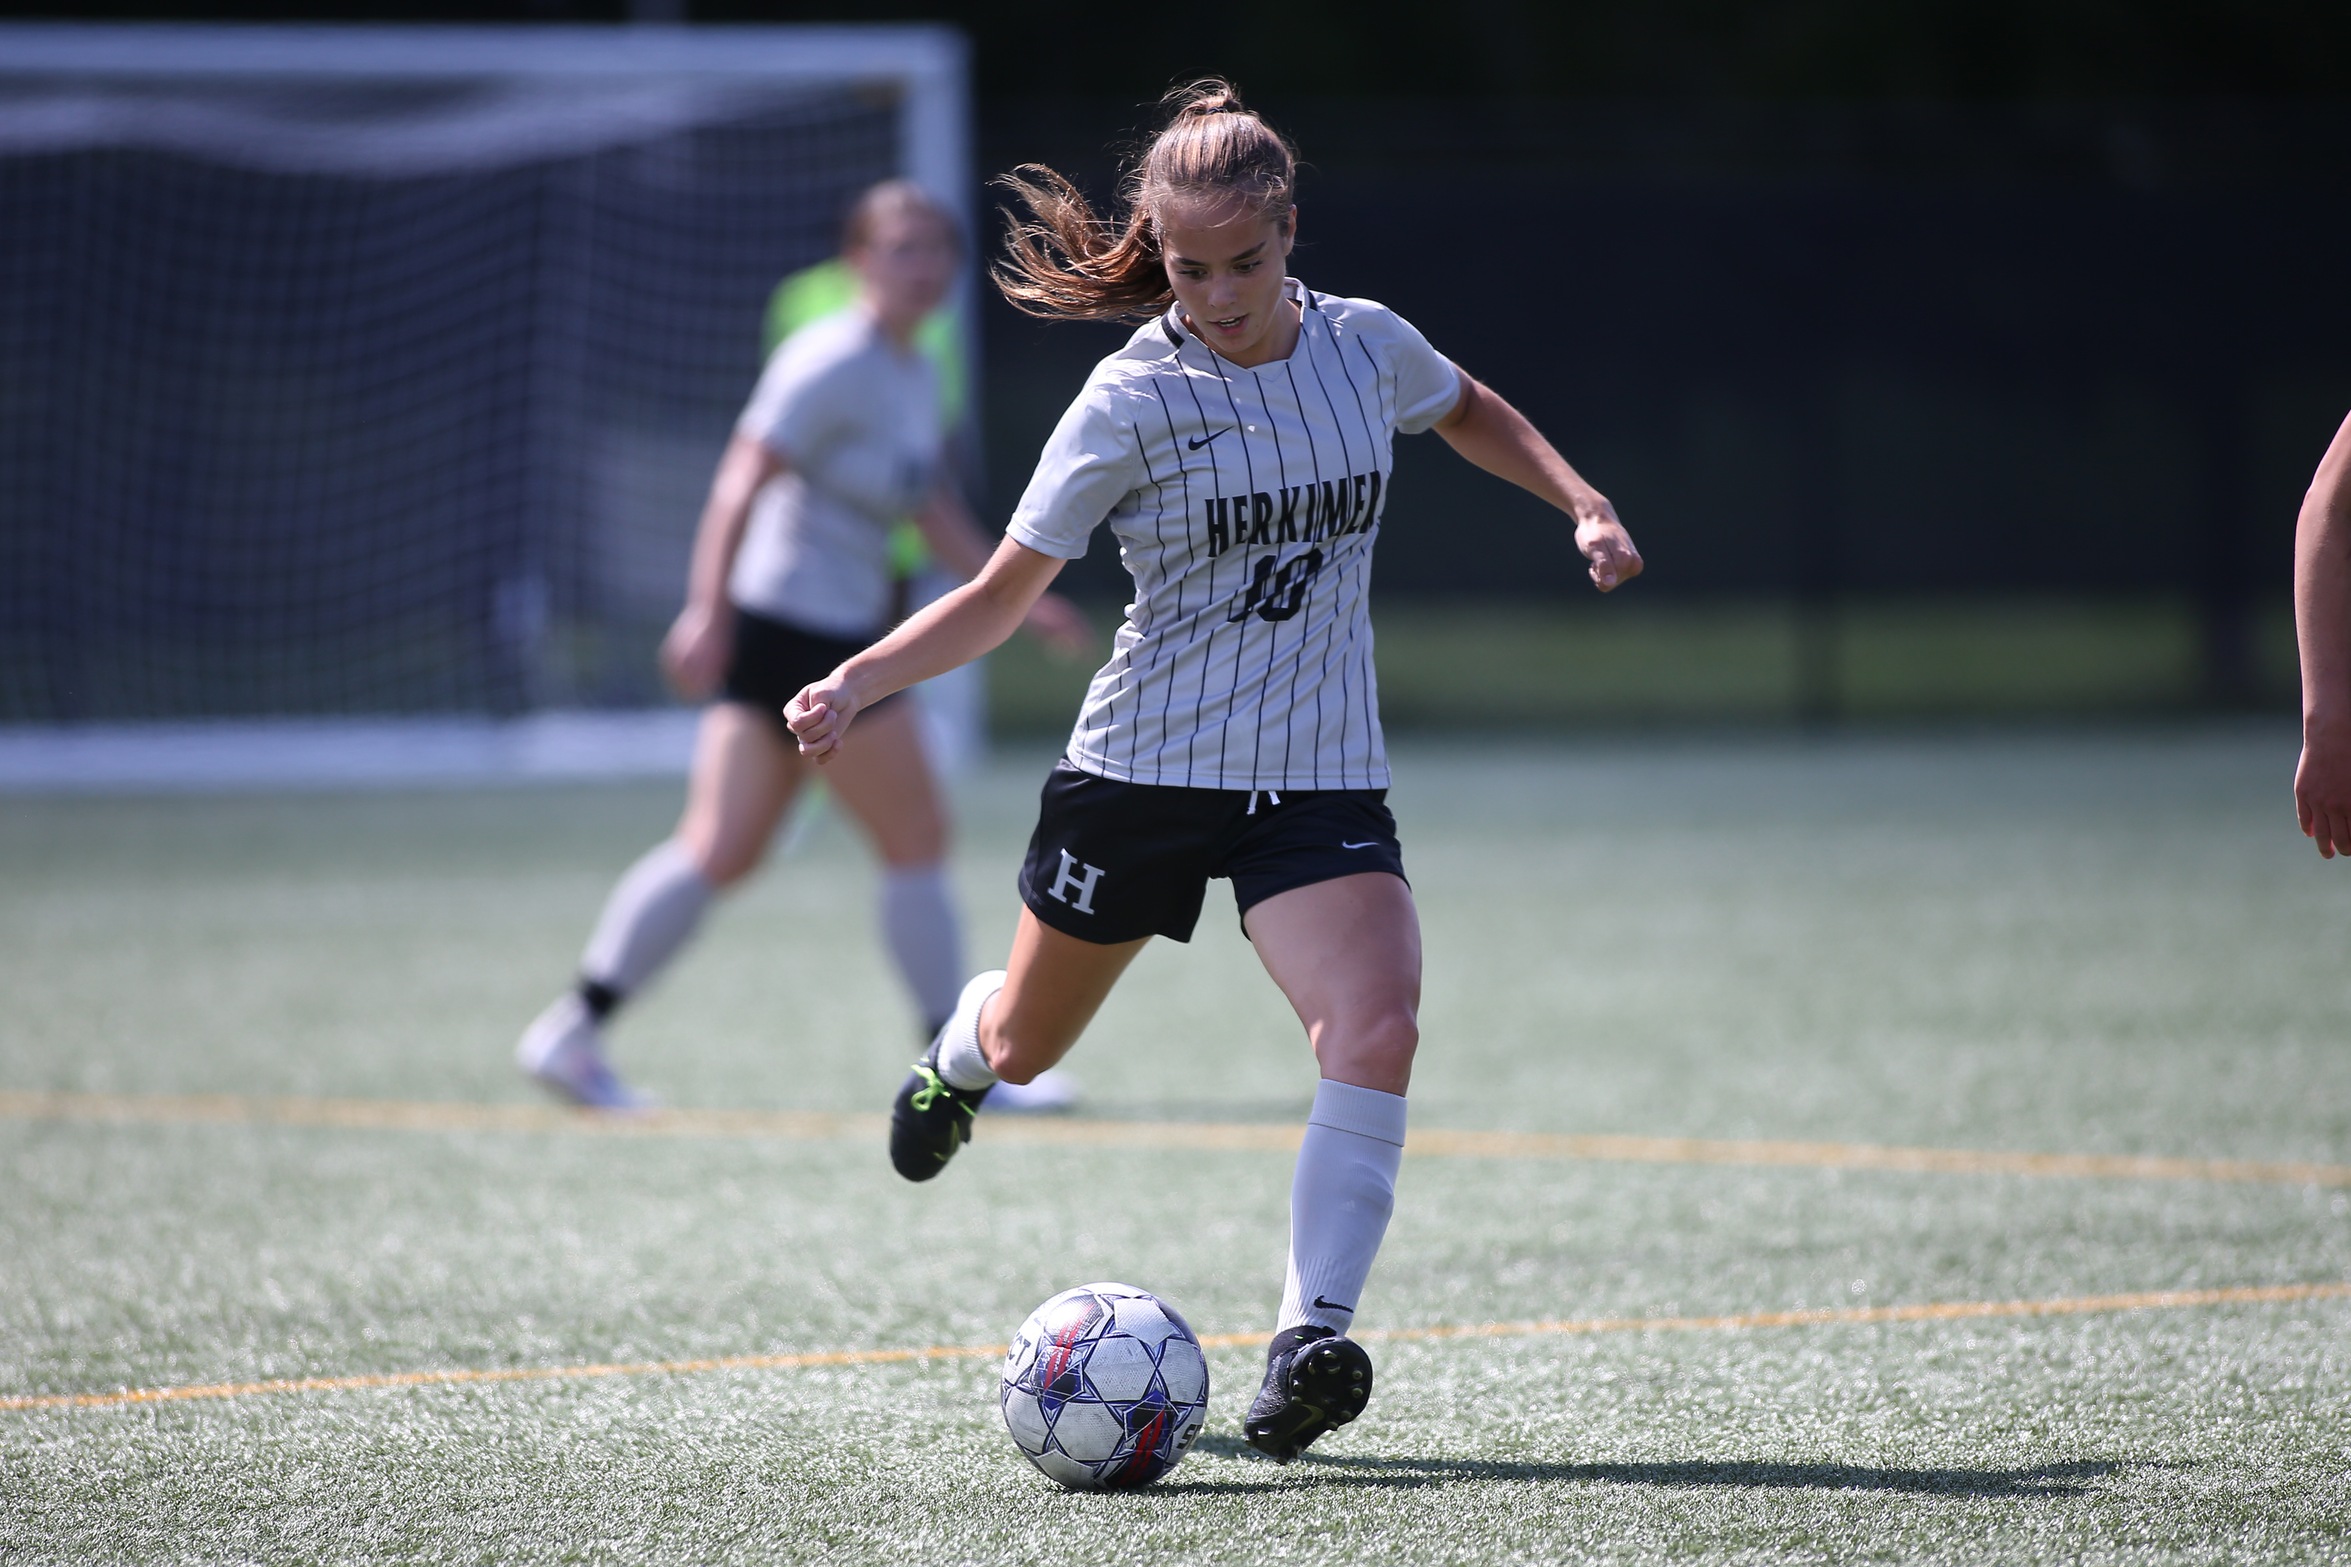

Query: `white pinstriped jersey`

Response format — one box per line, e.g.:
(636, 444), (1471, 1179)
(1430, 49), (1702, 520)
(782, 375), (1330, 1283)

(1005, 279), (1461, 791)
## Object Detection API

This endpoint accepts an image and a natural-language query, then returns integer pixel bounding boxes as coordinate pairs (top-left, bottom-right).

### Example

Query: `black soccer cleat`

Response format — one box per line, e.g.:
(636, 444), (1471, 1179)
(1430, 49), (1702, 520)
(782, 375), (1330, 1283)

(888, 1035), (991, 1183)
(1243, 1325), (1373, 1462)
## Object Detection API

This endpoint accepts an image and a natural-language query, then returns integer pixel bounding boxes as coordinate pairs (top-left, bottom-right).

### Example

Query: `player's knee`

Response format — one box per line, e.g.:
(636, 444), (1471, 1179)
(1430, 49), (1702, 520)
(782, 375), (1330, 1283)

(1319, 999), (1418, 1079)
(1362, 1002), (1420, 1068)
(876, 820), (948, 868)
(688, 834), (764, 889)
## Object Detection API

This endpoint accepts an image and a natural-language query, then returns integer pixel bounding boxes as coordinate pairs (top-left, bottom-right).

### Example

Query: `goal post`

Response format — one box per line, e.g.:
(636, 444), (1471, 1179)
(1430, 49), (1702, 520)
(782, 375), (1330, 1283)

(0, 24), (975, 783)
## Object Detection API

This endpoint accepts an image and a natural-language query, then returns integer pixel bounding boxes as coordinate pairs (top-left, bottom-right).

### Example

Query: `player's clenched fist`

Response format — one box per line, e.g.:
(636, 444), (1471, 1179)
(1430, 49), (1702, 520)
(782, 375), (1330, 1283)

(1575, 507), (1642, 593)
(2293, 410), (2351, 857)
(784, 677), (857, 760)
(2296, 726), (2351, 858)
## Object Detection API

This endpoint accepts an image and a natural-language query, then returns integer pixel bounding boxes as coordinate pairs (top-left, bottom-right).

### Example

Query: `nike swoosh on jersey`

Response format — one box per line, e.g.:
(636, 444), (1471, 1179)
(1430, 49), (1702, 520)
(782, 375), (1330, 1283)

(1188, 427), (1233, 450)
(1340, 840), (1381, 849)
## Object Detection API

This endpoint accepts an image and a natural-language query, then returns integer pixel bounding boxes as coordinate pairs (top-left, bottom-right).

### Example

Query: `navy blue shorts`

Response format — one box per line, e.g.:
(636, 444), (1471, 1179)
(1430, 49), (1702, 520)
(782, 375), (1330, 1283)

(1017, 761), (1409, 945)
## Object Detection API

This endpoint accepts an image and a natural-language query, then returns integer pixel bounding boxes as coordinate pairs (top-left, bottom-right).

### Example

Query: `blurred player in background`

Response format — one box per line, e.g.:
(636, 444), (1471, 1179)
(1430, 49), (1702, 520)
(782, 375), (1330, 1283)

(763, 248), (987, 773)
(2293, 409), (2351, 856)
(785, 84), (1641, 1461)
(517, 180), (1087, 1109)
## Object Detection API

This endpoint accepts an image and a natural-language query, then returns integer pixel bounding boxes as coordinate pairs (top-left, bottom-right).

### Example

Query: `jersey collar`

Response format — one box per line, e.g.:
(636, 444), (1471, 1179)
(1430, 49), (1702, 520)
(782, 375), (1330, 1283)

(1161, 277), (1313, 359)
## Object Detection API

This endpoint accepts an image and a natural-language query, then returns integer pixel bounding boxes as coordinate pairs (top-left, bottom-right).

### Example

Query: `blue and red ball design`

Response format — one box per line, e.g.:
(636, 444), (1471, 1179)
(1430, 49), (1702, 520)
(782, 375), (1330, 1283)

(999, 1283), (1210, 1489)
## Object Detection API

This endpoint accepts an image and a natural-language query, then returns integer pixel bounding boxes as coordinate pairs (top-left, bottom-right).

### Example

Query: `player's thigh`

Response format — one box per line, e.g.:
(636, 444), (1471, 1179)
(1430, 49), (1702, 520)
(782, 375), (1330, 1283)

(677, 702), (805, 886)
(1244, 871), (1422, 1094)
(986, 907), (1150, 1083)
(821, 697), (947, 867)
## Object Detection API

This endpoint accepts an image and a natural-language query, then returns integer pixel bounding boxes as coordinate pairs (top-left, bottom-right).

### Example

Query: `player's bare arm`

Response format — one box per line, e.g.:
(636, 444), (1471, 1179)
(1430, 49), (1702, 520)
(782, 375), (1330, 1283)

(787, 537), (1066, 760)
(661, 431), (782, 698)
(2293, 409), (2351, 857)
(910, 487), (1092, 655)
(1432, 368), (1641, 592)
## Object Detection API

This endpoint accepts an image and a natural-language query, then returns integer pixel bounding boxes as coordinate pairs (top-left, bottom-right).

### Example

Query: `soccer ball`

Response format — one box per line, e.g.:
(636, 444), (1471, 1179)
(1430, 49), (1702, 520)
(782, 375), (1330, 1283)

(999, 1282), (1210, 1490)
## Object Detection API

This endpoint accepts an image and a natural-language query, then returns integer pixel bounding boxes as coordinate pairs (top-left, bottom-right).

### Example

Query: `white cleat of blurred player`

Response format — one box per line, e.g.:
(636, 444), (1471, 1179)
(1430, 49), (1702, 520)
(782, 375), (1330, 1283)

(516, 992), (654, 1112)
(983, 1066), (1081, 1115)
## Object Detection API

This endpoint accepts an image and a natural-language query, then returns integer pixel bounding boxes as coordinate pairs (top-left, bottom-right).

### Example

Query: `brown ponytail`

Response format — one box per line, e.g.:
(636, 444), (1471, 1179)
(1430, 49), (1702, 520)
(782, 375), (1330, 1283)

(993, 79), (1299, 322)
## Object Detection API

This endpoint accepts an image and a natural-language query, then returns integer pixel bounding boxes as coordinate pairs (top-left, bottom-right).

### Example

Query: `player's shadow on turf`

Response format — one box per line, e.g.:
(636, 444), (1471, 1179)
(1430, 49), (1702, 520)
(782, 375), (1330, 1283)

(1181, 1438), (2128, 1498)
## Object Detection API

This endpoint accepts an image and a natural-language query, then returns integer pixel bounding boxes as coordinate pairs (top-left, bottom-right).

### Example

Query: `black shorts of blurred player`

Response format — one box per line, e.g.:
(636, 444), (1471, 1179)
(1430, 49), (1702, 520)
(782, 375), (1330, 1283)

(1017, 761), (1409, 946)
(720, 606), (901, 734)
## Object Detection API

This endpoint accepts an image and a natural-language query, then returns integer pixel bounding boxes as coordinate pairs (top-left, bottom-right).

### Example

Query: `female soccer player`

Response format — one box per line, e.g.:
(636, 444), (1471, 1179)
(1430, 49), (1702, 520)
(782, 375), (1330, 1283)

(516, 181), (1086, 1110)
(786, 85), (1641, 1460)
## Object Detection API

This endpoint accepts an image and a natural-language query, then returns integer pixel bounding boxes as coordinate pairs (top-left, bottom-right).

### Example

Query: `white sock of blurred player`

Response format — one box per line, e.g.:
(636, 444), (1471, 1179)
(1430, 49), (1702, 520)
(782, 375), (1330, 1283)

(1277, 1080), (1407, 1336)
(577, 838), (716, 1012)
(514, 838), (712, 1107)
(881, 862), (963, 1033)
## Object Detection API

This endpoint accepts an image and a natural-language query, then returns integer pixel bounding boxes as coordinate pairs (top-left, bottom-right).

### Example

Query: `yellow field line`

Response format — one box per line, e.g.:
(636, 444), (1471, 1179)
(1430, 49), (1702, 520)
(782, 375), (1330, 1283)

(0, 1342), (1003, 1412)
(7, 1281), (2342, 1414)
(1401, 1127), (2351, 1188)
(0, 1089), (868, 1142)
(4, 1088), (2347, 1188)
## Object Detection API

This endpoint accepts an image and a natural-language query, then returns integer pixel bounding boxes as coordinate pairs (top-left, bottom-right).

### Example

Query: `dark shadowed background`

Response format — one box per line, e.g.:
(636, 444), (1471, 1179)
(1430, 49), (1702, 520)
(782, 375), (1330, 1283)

(10, 0), (2349, 725)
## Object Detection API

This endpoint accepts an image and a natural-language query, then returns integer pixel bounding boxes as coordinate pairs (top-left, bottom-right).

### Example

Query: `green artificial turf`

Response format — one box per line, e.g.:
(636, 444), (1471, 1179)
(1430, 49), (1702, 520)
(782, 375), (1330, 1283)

(2, 729), (2346, 1563)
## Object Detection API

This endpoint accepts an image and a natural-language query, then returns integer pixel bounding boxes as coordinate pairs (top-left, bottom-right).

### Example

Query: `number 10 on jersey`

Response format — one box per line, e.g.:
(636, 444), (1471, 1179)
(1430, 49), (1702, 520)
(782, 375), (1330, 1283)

(1226, 548), (1325, 624)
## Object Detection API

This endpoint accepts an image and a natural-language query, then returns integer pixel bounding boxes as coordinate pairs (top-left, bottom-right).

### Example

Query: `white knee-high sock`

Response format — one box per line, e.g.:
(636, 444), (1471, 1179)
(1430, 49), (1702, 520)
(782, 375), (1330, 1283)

(579, 839), (716, 1003)
(1278, 1079), (1408, 1337)
(881, 862), (965, 1031)
(935, 970), (1005, 1091)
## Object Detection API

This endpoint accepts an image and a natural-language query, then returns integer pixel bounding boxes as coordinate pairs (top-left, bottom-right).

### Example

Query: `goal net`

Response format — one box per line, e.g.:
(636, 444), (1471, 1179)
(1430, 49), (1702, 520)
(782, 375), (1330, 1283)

(0, 25), (971, 736)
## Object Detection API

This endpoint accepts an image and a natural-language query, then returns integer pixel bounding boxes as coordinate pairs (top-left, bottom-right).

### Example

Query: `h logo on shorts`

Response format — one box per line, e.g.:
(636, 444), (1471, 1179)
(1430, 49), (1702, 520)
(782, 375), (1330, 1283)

(1046, 849), (1105, 915)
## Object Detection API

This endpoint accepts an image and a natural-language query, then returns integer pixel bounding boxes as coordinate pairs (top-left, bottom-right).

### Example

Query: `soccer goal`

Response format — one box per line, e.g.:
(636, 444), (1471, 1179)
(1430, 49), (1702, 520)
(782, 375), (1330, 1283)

(0, 24), (972, 787)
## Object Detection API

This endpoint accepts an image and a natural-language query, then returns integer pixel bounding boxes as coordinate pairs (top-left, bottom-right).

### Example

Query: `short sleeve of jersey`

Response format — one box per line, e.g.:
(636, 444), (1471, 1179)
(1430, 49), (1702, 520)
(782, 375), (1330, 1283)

(1004, 382), (1144, 560)
(1358, 302), (1462, 435)
(735, 335), (847, 463)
